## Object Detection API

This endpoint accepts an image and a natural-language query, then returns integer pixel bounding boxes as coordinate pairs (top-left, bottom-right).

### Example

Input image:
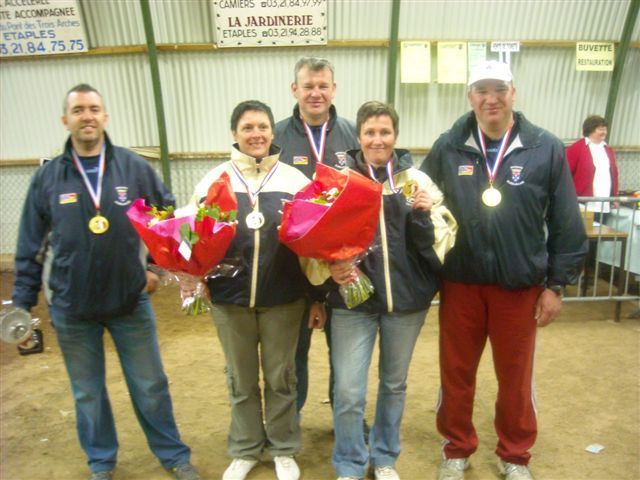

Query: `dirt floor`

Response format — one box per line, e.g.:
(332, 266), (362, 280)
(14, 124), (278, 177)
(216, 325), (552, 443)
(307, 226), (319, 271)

(0, 272), (639, 480)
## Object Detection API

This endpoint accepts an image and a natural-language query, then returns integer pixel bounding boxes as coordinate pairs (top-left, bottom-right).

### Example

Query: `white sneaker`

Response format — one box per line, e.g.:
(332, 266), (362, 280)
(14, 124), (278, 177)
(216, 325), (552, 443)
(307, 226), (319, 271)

(274, 456), (300, 480)
(497, 459), (534, 480)
(222, 458), (258, 480)
(374, 466), (400, 480)
(437, 457), (470, 480)
(336, 477), (361, 480)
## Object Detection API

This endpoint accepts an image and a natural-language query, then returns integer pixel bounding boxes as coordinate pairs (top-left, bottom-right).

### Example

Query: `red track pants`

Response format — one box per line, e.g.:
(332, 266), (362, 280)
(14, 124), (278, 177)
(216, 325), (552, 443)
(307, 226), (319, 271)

(437, 280), (542, 465)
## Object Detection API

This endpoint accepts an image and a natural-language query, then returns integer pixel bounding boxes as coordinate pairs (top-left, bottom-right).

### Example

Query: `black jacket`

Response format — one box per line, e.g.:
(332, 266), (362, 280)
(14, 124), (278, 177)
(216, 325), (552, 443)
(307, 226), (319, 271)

(192, 145), (311, 308)
(420, 111), (588, 289)
(13, 135), (174, 318)
(275, 104), (359, 178)
(325, 149), (457, 313)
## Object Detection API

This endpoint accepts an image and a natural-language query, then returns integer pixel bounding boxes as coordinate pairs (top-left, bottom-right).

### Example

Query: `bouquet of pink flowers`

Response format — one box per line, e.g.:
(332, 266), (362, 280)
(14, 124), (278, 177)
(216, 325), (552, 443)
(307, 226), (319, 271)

(279, 163), (382, 308)
(127, 172), (238, 314)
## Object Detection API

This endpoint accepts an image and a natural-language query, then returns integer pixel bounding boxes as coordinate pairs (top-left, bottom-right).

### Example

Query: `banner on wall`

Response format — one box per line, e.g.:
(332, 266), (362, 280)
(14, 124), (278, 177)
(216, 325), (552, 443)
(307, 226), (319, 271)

(213, 0), (327, 48)
(467, 42), (487, 71)
(0, 0), (87, 57)
(437, 42), (467, 84)
(576, 42), (614, 71)
(400, 41), (431, 83)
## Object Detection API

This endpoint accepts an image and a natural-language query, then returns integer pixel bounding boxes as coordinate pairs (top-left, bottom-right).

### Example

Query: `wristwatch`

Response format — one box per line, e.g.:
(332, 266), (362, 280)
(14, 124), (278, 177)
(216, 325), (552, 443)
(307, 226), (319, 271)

(547, 284), (565, 297)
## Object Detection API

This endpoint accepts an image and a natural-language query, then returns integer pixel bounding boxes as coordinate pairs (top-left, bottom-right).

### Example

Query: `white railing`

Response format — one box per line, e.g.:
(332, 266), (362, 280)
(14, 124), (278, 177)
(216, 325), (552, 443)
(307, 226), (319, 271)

(567, 196), (640, 321)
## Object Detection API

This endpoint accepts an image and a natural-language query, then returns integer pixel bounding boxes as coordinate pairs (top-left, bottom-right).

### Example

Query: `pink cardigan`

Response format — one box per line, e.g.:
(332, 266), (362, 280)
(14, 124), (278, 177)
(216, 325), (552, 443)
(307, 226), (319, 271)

(566, 138), (619, 197)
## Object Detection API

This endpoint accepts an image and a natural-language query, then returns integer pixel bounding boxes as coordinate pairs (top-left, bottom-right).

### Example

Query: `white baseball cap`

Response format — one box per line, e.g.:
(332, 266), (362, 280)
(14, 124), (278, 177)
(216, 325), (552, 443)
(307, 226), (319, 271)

(468, 60), (513, 86)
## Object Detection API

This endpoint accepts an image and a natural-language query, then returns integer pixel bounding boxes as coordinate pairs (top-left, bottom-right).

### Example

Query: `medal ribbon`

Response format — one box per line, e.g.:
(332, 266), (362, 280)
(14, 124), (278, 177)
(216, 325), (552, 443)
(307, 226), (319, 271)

(367, 160), (399, 193)
(477, 124), (512, 186)
(229, 160), (280, 207)
(303, 121), (328, 164)
(71, 145), (106, 212)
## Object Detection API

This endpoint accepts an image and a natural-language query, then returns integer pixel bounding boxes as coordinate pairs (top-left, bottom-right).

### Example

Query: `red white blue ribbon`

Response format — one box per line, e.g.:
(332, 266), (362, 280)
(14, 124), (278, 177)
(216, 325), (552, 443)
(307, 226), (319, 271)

(477, 124), (512, 185)
(71, 145), (106, 211)
(303, 121), (328, 165)
(229, 160), (280, 207)
(367, 159), (399, 193)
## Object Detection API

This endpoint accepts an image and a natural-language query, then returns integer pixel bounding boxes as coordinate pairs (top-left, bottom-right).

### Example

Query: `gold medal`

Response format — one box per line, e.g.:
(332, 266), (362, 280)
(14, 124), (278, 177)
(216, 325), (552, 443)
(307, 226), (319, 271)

(477, 124), (512, 209)
(482, 186), (502, 207)
(402, 179), (418, 202)
(245, 211), (265, 230)
(89, 214), (109, 234)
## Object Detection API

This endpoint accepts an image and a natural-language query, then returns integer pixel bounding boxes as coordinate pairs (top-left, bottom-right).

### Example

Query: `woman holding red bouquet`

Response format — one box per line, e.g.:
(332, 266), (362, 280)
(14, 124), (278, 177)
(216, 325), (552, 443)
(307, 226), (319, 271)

(189, 101), (324, 480)
(327, 102), (457, 480)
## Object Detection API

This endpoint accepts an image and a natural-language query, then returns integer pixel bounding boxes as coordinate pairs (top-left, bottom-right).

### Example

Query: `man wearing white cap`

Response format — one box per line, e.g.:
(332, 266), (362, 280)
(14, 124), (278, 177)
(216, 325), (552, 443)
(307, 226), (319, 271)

(420, 61), (587, 480)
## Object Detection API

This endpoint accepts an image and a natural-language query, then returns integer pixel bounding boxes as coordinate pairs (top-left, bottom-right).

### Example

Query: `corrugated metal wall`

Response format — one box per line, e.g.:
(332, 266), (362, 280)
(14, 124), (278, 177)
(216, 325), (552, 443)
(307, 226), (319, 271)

(394, 47), (640, 148)
(399, 0), (630, 40)
(2, 0), (638, 157)
(0, 54), (157, 158)
(160, 47), (388, 152)
(1, 0), (639, 254)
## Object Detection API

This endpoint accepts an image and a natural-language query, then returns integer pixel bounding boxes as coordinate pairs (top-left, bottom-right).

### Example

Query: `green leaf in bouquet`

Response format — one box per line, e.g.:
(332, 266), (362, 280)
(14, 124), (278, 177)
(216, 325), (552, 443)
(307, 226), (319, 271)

(196, 204), (238, 222)
(179, 222), (200, 246)
(308, 187), (340, 205)
(226, 209), (238, 222)
(149, 204), (174, 221)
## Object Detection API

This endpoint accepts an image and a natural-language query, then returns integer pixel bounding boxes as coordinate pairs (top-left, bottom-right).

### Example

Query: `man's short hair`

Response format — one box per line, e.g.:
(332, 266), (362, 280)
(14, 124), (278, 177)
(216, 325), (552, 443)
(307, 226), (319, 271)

(63, 83), (103, 113)
(582, 115), (608, 137)
(356, 101), (400, 137)
(293, 57), (335, 83)
(230, 100), (275, 132)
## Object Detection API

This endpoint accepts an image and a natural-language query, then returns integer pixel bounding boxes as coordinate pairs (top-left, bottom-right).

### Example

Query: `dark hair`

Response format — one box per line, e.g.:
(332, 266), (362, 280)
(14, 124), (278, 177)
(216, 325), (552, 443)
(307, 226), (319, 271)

(582, 115), (608, 137)
(356, 101), (400, 137)
(63, 83), (103, 113)
(230, 100), (275, 132)
(293, 57), (335, 83)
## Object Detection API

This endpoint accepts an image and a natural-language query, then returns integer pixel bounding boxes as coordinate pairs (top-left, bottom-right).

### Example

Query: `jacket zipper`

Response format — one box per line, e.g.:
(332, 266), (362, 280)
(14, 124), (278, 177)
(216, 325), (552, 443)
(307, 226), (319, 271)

(378, 202), (393, 312)
(249, 198), (260, 308)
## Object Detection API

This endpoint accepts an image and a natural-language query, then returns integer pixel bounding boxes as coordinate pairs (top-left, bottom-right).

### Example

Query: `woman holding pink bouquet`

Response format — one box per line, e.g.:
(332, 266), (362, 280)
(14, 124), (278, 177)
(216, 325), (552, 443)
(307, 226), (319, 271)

(326, 101), (457, 480)
(189, 100), (324, 480)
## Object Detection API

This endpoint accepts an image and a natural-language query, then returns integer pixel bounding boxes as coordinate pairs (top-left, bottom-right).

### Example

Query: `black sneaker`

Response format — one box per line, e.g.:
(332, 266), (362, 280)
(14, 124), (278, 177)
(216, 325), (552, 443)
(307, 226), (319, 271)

(171, 463), (200, 480)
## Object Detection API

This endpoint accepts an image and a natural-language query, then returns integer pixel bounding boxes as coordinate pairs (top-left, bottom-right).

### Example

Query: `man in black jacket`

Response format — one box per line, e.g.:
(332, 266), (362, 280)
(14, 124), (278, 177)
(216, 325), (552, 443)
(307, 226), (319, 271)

(12, 84), (199, 480)
(275, 57), (359, 414)
(421, 61), (587, 480)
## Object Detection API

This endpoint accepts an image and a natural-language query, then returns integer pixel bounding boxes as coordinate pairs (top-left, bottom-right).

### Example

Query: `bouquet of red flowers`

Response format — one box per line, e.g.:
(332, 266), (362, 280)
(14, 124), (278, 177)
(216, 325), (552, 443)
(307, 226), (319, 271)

(279, 163), (382, 308)
(127, 172), (238, 313)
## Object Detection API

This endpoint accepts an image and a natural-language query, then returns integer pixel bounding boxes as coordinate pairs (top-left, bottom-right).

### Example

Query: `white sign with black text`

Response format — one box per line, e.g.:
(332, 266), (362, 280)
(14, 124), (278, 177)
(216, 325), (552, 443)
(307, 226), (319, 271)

(213, 0), (327, 48)
(0, 0), (87, 57)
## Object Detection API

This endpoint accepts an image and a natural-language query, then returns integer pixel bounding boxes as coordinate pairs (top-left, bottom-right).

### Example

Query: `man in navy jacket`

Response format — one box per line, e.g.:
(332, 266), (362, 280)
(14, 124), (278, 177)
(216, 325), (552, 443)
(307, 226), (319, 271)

(12, 84), (199, 480)
(421, 62), (587, 480)
(275, 57), (359, 414)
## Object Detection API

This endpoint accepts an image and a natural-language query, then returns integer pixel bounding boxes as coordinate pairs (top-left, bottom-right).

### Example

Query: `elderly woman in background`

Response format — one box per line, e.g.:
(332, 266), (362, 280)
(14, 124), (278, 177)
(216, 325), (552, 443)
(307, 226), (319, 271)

(190, 100), (325, 480)
(566, 114), (619, 216)
(327, 101), (457, 480)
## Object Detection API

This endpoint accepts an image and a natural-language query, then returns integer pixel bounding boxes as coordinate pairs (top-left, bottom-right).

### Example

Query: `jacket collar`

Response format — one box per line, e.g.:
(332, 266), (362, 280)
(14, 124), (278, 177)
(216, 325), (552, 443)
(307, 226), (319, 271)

(292, 104), (338, 133)
(230, 143), (281, 178)
(585, 136), (607, 147)
(347, 148), (414, 179)
(62, 133), (114, 163)
(453, 111), (540, 154)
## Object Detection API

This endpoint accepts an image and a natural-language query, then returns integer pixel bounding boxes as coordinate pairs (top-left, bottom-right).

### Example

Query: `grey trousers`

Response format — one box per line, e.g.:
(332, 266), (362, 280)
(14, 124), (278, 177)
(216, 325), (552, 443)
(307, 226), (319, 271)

(211, 298), (305, 460)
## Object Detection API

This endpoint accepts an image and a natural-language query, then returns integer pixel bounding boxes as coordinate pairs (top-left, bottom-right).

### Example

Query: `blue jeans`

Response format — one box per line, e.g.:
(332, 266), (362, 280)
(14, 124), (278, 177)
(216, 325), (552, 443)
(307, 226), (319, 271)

(331, 308), (426, 478)
(49, 294), (190, 473)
